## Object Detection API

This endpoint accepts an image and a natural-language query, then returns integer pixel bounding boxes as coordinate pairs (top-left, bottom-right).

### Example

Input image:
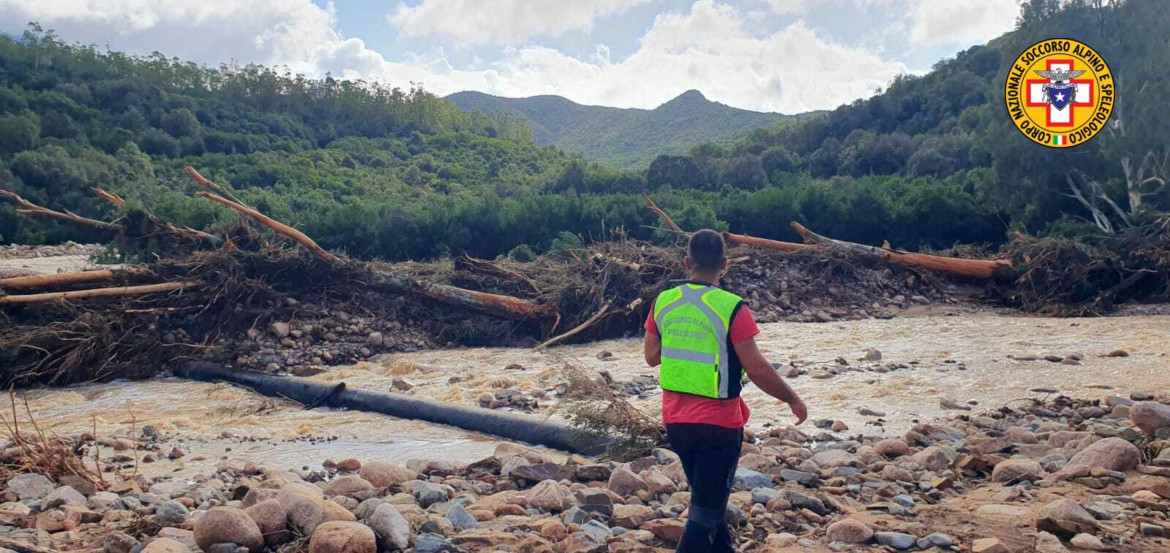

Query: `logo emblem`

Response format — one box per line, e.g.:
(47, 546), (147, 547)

(1004, 38), (1114, 148)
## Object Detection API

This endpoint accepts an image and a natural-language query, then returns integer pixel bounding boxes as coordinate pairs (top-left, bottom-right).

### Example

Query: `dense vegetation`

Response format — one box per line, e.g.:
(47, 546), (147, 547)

(447, 89), (786, 169)
(658, 0), (1169, 244)
(0, 0), (1166, 262)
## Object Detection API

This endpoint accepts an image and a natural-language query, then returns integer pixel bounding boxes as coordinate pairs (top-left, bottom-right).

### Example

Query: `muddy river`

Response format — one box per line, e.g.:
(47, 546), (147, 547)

(17, 310), (1170, 477)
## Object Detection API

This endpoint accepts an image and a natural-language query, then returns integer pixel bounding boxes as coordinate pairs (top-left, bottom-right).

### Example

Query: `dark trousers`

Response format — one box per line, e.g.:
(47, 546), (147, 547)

(666, 423), (742, 553)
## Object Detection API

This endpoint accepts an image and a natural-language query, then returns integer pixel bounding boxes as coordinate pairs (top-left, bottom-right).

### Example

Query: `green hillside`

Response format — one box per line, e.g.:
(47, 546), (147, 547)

(1, 0), (1165, 262)
(447, 89), (786, 168)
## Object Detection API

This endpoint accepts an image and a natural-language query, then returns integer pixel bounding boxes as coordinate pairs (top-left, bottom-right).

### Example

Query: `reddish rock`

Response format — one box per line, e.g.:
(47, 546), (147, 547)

(608, 466), (648, 496)
(359, 461), (418, 488)
(991, 459), (1043, 483)
(1065, 437), (1141, 472)
(324, 476), (374, 496)
(1130, 401), (1170, 436)
(193, 507), (264, 551)
(826, 518), (873, 543)
(245, 499), (291, 546)
(308, 521), (377, 553)
(643, 519), (685, 543)
(874, 439), (910, 458)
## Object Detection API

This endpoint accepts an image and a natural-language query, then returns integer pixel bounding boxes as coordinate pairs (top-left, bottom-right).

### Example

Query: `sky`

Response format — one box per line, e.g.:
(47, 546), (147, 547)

(0, 0), (1021, 114)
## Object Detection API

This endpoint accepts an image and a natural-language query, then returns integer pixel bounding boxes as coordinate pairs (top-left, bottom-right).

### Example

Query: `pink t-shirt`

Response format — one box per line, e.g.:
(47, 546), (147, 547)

(645, 300), (760, 429)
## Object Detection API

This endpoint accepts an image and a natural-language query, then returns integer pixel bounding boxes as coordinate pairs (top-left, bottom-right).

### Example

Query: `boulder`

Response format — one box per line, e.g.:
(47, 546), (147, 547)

(733, 468), (773, 489)
(279, 489), (356, 536)
(611, 504), (655, 527)
(643, 470), (678, 495)
(1130, 401), (1170, 436)
(911, 446), (953, 471)
(324, 476), (374, 496)
(875, 532), (917, 550)
(308, 521), (377, 553)
(245, 499), (290, 546)
(43, 486), (88, 508)
(446, 504), (478, 531)
(1035, 531), (1070, 553)
(826, 518), (873, 543)
(193, 507), (264, 551)
(991, 459), (1043, 483)
(526, 480), (569, 512)
(1065, 437), (1141, 472)
(367, 503), (411, 551)
(153, 500), (191, 525)
(1036, 498), (1098, 538)
(6, 473), (54, 501)
(359, 461), (418, 488)
(608, 466), (648, 496)
(874, 439), (910, 458)
(1069, 533), (1109, 551)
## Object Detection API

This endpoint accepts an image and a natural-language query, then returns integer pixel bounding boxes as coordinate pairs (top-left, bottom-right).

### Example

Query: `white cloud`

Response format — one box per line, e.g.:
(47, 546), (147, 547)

(388, 0), (653, 46)
(762, 0), (807, 15)
(0, 0), (910, 113)
(907, 0), (1018, 48)
(465, 0), (909, 113)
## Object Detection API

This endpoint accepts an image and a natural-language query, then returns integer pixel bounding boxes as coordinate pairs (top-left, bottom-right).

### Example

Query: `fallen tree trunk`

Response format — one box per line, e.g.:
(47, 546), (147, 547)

(643, 195), (814, 252)
(723, 232), (818, 253)
(0, 269), (120, 290)
(367, 272), (554, 319)
(791, 223), (1016, 281)
(0, 190), (122, 233)
(176, 361), (610, 454)
(0, 282), (200, 305)
(197, 192), (339, 262)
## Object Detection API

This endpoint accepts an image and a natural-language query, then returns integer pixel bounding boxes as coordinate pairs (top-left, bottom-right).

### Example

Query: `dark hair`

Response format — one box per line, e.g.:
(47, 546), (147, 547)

(687, 229), (725, 272)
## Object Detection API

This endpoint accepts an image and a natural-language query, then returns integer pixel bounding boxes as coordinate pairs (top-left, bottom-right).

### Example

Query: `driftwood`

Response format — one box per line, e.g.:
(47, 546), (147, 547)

(723, 232), (818, 253)
(455, 253), (540, 293)
(643, 195), (1013, 281)
(537, 300), (614, 349)
(0, 282), (200, 305)
(0, 269), (120, 290)
(790, 223), (1015, 281)
(185, 166), (250, 208)
(367, 272), (553, 319)
(187, 179), (552, 319)
(0, 190), (122, 233)
(643, 195), (813, 252)
(197, 192), (339, 262)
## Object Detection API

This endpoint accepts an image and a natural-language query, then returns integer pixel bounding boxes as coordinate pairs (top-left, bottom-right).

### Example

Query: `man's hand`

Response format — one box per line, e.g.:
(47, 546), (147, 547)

(788, 396), (808, 426)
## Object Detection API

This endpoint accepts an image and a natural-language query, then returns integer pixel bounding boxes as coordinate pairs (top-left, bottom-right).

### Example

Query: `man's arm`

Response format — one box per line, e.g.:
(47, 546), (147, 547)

(643, 331), (661, 367)
(734, 336), (807, 425)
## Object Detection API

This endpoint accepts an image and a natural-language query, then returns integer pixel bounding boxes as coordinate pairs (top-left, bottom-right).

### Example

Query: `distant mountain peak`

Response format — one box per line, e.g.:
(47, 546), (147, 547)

(676, 89), (707, 101)
(446, 89), (785, 168)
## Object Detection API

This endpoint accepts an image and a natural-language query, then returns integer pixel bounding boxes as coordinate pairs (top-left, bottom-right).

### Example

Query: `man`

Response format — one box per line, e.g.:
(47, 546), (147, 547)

(643, 229), (807, 553)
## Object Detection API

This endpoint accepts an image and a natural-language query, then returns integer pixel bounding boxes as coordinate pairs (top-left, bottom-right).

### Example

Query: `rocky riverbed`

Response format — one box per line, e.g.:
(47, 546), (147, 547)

(2, 386), (1169, 553)
(4, 312), (1170, 552)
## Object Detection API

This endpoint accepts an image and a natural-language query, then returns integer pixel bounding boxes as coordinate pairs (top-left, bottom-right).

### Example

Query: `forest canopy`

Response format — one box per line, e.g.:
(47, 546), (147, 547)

(0, 0), (1166, 261)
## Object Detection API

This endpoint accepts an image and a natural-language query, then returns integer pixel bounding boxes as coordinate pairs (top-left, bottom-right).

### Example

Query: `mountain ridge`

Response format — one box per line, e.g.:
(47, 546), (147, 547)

(446, 89), (785, 168)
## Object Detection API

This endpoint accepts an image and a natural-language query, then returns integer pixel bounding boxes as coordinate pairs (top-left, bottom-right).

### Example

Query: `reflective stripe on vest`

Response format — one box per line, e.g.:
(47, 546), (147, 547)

(654, 284), (741, 399)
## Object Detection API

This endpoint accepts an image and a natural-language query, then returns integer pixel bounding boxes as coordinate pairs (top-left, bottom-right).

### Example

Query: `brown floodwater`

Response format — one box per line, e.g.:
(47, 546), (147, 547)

(17, 311), (1170, 476)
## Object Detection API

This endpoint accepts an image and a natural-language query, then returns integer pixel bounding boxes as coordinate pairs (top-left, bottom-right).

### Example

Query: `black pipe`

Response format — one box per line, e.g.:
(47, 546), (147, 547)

(175, 361), (610, 455)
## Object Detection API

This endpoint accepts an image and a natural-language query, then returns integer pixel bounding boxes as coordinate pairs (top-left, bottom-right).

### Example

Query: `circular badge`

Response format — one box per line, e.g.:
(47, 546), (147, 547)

(1004, 38), (1114, 148)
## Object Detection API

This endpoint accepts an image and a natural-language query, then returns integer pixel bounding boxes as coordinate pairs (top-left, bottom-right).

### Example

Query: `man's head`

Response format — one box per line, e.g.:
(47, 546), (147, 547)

(685, 229), (727, 280)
